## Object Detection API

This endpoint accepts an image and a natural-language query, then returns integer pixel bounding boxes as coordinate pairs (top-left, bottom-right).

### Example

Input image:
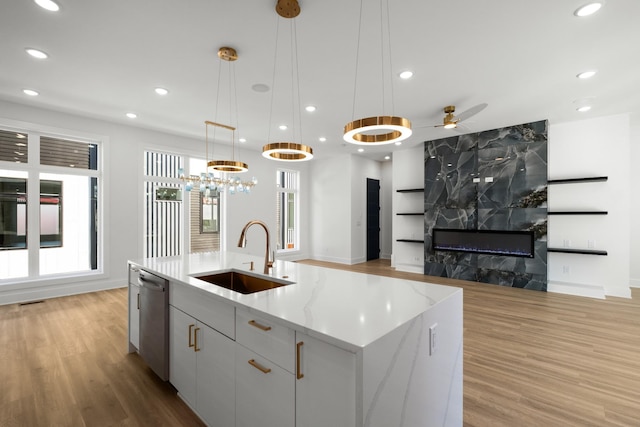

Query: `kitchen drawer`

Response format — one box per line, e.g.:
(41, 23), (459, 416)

(236, 308), (295, 373)
(169, 281), (235, 339)
(235, 343), (294, 427)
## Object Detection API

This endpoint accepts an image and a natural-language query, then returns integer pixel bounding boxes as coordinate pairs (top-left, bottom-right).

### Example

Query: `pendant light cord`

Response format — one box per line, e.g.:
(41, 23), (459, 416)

(213, 58), (222, 157)
(292, 19), (303, 144)
(267, 15), (281, 145)
(351, 0), (364, 121)
(384, 0), (395, 115)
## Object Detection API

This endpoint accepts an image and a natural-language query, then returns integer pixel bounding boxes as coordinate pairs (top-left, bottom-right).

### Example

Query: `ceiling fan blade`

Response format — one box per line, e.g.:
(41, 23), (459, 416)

(455, 103), (488, 122)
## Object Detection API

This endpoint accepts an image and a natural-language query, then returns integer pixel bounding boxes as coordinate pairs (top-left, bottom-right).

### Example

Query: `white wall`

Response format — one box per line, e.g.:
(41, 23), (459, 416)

(380, 160), (393, 259)
(223, 149), (311, 263)
(391, 145), (424, 273)
(309, 155), (352, 263)
(0, 99), (310, 304)
(630, 112), (640, 288)
(548, 114), (631, 298)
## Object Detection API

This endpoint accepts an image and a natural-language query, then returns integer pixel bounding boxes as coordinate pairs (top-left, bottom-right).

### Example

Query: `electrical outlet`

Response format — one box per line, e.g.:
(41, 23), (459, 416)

(587, 240), (596, 249)
(562, 265), (570, 274)
(429, 323), (438, 355)
(563, 239), (572, 248)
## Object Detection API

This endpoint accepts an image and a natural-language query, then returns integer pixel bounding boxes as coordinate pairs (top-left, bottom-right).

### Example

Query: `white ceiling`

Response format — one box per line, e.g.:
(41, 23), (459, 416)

(1, 0), (639, 161)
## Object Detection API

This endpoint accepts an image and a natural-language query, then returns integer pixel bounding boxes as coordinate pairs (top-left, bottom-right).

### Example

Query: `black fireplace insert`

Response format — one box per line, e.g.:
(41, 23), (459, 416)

(432, 228), (535, 258)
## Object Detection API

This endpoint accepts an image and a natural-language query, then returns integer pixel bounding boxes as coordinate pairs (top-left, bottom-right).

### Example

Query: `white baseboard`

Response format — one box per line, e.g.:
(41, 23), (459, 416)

(547, 281), (606, 299)
(394, 263), (424, 274)
(0, 279), (125, 306)
(630, 278), (640, 288)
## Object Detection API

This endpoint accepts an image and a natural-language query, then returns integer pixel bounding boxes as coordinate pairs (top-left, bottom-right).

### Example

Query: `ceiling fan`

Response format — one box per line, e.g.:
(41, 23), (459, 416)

(432, 103), (488, 130)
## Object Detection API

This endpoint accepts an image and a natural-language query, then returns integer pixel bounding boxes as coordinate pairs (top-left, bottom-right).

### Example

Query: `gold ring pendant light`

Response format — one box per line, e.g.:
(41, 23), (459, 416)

(208, 47), (248, 173)
(343, 0), (412, 145)
(262, 0), (314, 162)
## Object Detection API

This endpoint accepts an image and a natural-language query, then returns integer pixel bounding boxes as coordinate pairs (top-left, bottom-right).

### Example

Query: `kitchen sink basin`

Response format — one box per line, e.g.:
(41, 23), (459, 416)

(193, 270), (293, 294)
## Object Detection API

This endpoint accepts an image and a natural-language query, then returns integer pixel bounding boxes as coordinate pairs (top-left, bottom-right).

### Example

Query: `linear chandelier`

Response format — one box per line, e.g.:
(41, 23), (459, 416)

(180, 47), (257, 194)
(262, 0), (314, 162)
(343, 0), (412, 145)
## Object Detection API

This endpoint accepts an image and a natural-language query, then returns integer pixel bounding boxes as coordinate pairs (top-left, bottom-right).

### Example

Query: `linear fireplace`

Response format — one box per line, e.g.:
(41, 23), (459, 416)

(432, 229), (535, 258)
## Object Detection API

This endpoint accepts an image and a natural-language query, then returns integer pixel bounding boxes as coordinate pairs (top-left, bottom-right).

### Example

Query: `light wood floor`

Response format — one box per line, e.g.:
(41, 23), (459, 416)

(1, 260), (638, 426)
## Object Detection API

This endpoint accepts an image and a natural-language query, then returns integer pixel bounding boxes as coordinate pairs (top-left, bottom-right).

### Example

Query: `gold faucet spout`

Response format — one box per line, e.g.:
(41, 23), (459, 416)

(238, 220), (274, 274)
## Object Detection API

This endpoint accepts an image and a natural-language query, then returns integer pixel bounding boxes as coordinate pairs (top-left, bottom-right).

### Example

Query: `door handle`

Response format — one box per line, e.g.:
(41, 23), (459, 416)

(296, 341), (304, 379)
(194, 327), (201, 352)
(248, 320), (272, 332)
(248, 359), (271, 374)
(188, 324), (195, 348)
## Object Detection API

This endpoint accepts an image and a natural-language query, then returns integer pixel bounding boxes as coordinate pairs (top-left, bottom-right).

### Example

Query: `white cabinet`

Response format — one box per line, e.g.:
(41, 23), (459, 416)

(235, 343), (294, 427)
(295, 332), (357, 426)
(169, 305), (235, 427)
(128, 283), (140, 352)
(235, 308), (295, 427)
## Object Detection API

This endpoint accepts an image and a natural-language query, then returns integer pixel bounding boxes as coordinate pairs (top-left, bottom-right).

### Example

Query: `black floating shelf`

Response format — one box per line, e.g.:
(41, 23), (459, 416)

(396, 188), (424, 193)
(548, 176), (608, 184)
(547, 248), (608, 256)
(396, 213), (424, 216)
(396, 239), (425, 243)
(547, 211), (608, 215)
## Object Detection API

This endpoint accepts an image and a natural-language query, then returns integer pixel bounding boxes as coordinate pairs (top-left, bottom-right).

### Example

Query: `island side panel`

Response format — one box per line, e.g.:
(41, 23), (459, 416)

(361, 289), (463, 427)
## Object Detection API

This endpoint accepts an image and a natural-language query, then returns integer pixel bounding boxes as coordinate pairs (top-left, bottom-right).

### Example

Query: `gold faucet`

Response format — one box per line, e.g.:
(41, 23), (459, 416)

(237, 220), (274, 274)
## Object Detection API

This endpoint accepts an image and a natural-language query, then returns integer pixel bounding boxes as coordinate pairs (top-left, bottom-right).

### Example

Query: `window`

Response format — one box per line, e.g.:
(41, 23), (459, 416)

(143, 152), (221, 257)
(276, 169), (299, 252)
(0, 127), (101, 281)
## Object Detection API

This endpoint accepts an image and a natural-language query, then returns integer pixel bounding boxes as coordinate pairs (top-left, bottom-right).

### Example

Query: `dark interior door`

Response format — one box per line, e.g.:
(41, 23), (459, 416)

(366, 178), (380, 261)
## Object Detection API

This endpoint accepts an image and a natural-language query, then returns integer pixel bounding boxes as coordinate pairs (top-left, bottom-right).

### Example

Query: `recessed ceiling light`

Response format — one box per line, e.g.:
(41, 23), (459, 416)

(384, 155), (390, 160)
(34, 0), (60, 11)
(279, 125), (287, 130)
(155, 87), (169, 95)
(319, 137), (326, 142)
(577, 105), (592, 112)
(394, 141), (402, 146)
(305, 105), (316, 112)
(574, 2), (603, 17)
(577, 70), (597, 79)
(126, 112), (137, 119)
(399, 70), (413, 79)
(252, 83), (270, 93)
(16, 133), (26, 139)
(357, 148), (364, 153)
(23, 89), (39, 96)
(239, 138), (247, 143)
(25, 48), (48, 59)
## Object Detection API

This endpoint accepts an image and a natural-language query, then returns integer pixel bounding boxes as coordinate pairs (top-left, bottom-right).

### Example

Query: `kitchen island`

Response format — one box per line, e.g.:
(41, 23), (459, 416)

(128, 251), (463, 427)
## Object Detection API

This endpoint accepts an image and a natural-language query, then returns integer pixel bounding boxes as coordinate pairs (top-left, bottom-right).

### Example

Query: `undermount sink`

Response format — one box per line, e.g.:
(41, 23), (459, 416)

(192, 270), (293, 294)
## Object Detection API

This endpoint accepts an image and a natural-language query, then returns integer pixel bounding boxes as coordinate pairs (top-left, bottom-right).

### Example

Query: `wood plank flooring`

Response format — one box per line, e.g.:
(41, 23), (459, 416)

(1, 259), (638, 426)
(0, 291), (205, 427)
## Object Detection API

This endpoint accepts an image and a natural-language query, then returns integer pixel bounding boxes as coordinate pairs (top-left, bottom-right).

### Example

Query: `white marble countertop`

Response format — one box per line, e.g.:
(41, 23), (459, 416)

(129, 251), (462, 352)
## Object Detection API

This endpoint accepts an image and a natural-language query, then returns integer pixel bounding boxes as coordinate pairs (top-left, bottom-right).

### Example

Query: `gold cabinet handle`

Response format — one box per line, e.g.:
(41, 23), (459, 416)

(136, 293), (140, 310)
(248, 320), (272, 332)
(296, 341), (304, 379)
(188, 324), (195, 348)
(248, 359), (271, 374)
(194, 327), (201, 352)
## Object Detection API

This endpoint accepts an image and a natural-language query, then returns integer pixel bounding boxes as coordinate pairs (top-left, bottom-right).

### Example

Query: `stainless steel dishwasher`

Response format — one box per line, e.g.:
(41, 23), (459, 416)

(138, 269), (169, 381)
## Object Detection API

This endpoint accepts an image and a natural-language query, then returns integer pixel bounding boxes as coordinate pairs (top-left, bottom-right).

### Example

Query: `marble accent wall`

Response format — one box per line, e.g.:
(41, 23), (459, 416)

(424, 120), (548, 290)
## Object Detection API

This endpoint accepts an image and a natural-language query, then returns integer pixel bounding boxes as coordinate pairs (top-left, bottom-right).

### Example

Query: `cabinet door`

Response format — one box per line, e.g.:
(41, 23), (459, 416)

(128, 284), (140, 352)
(295, 332), (358, 427)
(196, 322), (235, 427)
(235, 344), (294, 427)
(169, 306), (197, 407)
